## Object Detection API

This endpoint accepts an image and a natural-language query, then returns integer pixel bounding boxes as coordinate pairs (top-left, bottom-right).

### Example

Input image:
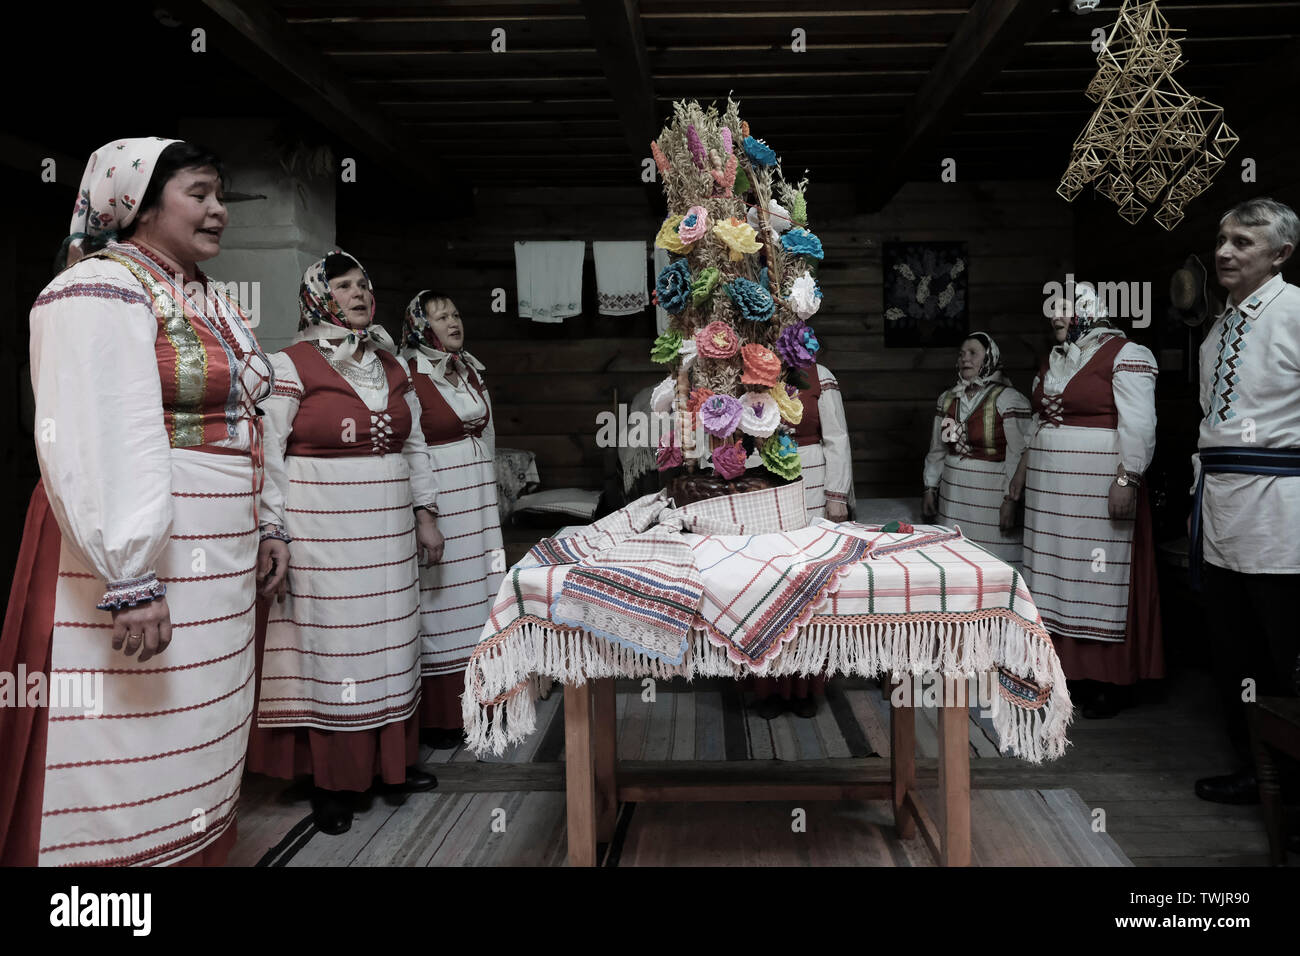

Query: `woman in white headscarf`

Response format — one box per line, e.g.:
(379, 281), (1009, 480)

(0, 138), (288, 866)
(1008, 283), (1163, 718)
(399, 291), (505, 747)
(922, 332), (1032, 566)
(245, 252), (443, 835)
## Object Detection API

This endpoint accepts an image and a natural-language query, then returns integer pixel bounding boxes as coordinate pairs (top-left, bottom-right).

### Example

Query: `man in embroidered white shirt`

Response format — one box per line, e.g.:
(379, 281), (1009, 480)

(1191, 198), (1300, 808)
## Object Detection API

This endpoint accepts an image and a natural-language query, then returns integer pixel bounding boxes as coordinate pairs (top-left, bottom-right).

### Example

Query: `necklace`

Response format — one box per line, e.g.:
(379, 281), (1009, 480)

(317, 343), (386, 390)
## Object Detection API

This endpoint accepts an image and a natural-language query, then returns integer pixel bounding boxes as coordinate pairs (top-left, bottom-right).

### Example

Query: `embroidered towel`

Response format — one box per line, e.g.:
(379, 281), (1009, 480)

(593, 241), (648, 316)
(514, 240), (584, 323)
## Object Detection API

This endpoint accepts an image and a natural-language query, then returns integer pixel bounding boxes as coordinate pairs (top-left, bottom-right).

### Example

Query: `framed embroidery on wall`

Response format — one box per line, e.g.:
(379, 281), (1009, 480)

(882, 241), (968, 348)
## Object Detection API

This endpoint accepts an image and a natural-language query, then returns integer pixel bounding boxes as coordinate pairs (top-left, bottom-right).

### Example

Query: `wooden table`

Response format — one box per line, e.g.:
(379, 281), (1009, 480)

(562, 676), (972, 867)
(1250, 696), (1300, 866)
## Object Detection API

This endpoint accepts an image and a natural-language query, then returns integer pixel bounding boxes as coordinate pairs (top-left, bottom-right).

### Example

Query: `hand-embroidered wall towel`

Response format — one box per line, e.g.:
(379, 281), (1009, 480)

(592, 241), (648, 316)
(514, 240), (584, 323)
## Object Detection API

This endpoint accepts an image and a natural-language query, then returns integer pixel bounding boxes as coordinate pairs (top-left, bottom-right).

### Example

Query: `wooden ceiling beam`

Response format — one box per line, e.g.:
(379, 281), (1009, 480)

(186, 0), (469, 214)
(578, 0), (662, 212)
(857, 0), (1058, 212)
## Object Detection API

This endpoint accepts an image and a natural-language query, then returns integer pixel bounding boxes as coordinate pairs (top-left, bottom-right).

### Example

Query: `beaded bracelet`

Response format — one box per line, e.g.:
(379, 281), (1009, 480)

(97, 573), (167, 611)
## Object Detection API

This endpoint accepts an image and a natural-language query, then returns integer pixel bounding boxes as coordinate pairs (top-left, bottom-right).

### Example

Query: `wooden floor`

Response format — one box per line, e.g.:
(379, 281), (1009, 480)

(229, 663), (1294, 866)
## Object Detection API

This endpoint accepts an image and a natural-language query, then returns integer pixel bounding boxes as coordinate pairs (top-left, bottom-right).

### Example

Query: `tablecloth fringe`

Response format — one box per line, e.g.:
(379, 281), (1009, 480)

(463, 614), (1071, 763)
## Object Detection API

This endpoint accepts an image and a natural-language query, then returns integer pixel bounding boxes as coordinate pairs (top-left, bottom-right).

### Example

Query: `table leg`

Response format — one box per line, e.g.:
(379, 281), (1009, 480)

(1249, 706), (1285, 866)
(593, 677), (618, 843)
(564, 681), (598, 866)
(889, 678), (916, 839)
(937, 679), (971, 867)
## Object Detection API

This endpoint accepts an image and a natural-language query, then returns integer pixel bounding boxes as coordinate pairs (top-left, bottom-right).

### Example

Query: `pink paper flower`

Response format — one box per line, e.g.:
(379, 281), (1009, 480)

(695, 320), (740, 359)
(657, 426), (682, 470)
(678, 205), (710, 244)
(712, 440), (748, 479)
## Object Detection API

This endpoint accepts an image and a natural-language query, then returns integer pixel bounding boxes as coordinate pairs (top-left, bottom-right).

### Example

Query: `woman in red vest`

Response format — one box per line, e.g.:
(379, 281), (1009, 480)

(922, 332), (1032, 566)
(399, 291), (505, 747)
(1, 138), (287, 865)
(246, 252), (443, 835)
(1008, 283), (1162, 718)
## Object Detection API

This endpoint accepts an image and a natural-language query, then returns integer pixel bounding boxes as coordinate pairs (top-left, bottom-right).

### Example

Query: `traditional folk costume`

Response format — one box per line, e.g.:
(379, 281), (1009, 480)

(1022, 287), (1163, 685)
(399, 294), (505, 730)
(246, 254), (437, 791)
(752, 364), (855, 706)
(1191, 272), (1300, 764)
(791, 364), (855, 522)
(0, 138), (281, 866)
(923, 333), (1032, 566)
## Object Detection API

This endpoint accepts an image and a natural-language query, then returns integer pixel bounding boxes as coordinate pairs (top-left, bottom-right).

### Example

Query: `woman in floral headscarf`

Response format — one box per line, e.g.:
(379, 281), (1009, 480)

(1008, 283), (1163, 718)
(1, 138), (287, 866)
(245, 252), (443, 835)
(922, 332), (1032, 566)
(399, 291), (505, 747)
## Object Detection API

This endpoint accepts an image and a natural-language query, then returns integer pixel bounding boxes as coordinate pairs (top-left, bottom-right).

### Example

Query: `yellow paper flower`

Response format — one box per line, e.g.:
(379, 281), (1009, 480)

(655, 215), (695, 255)
(769, 384), (803, 426)
(713, 217), (763, 262)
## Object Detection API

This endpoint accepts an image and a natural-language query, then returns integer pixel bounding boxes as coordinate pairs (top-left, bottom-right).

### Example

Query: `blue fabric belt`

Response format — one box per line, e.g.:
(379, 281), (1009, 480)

(1190, 446), (1300, 590)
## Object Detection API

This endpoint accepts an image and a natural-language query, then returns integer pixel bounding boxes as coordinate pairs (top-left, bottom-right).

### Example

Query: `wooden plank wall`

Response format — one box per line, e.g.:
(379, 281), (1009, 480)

(340, 179), (1074, 499)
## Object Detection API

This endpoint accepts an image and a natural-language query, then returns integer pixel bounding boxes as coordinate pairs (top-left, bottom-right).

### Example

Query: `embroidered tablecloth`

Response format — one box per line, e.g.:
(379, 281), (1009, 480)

(463, 491), (1071, 763)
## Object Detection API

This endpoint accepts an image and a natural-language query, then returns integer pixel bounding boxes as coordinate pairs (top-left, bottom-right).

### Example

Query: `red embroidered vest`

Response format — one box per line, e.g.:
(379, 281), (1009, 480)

(1032, 335), (1125, 429)
(791, 373), (822, 447)
(942, 385), (1008, 461)
(282, 342), (412, 457)
(410, 361), (490, 447)
(91, 244), (265, 448)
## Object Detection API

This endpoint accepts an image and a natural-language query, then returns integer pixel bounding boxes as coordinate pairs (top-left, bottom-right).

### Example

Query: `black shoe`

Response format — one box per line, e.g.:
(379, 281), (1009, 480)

(791, 695), (818, 719)
(1195, 769), (1259, 805)
(310, 788), (353, 835)
(385, 766), (438, 794)
(755, 696), (785, 720)
(420, 727), (465, 750)
(1083, 687), (1120, 719)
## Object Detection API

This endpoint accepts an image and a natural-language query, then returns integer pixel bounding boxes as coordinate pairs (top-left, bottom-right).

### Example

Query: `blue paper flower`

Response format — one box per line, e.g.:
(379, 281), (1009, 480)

(655, 259), (692, 314)
(781, 227), (824, 261)
(726, 276), (776, 322)
(742, 136), (778, 167)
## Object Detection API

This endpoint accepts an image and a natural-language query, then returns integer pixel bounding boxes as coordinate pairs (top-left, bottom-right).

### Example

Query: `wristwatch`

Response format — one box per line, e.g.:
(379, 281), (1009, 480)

(1115, 471), (1141, 488)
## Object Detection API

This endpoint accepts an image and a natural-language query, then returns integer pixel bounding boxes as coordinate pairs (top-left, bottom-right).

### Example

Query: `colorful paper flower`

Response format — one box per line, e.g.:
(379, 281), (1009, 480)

(655, 215), (695, 255)
(695, 320), (740, 359)
(686, 387), (715, 413)
(759, 433), (802, 480)
(775, 321), (820, 369)
(739, 390), (782, 438)
(740, 343), (782, 387)
(721, 127), (733, 156)
(651, 140), (671, 174)
(742, 136), (777, 167)
(689, 266), (720, 306)
(734, 167), (752, 195)
(788, 270), (823, 320)
(711, 440), (748, 480)
(781, 227), (824, 261)
(787, 192), (808, 225)
(678, 205), (710, 243)
(770, 384), (803, 426)
(747, 198), (793, 235)
(657, 426), (682, 471)
(651, 329), (684, 364)
(686, 124), (708, 170)
(651, 375), (676, 413)
(699, 394), (743, 438)
(713, 217), (763, 262)
(654, 260), (692, 314)
(678, 337), (698, 369)
(726, 276), (776, 322)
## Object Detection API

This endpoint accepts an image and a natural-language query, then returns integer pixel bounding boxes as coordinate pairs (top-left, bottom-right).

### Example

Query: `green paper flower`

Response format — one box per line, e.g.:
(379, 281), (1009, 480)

(734, 167), (752, 195)
(690, 266), (720, 305)
(759, 433), (802, 480)
(651, 330), (683, 364)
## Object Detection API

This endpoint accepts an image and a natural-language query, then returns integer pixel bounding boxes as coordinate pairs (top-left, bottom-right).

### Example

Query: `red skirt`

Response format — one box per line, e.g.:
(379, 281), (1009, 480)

(1050, 485), (1164, 685)
(417, 673), (465, 729)
(246, 597), (419, 791)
